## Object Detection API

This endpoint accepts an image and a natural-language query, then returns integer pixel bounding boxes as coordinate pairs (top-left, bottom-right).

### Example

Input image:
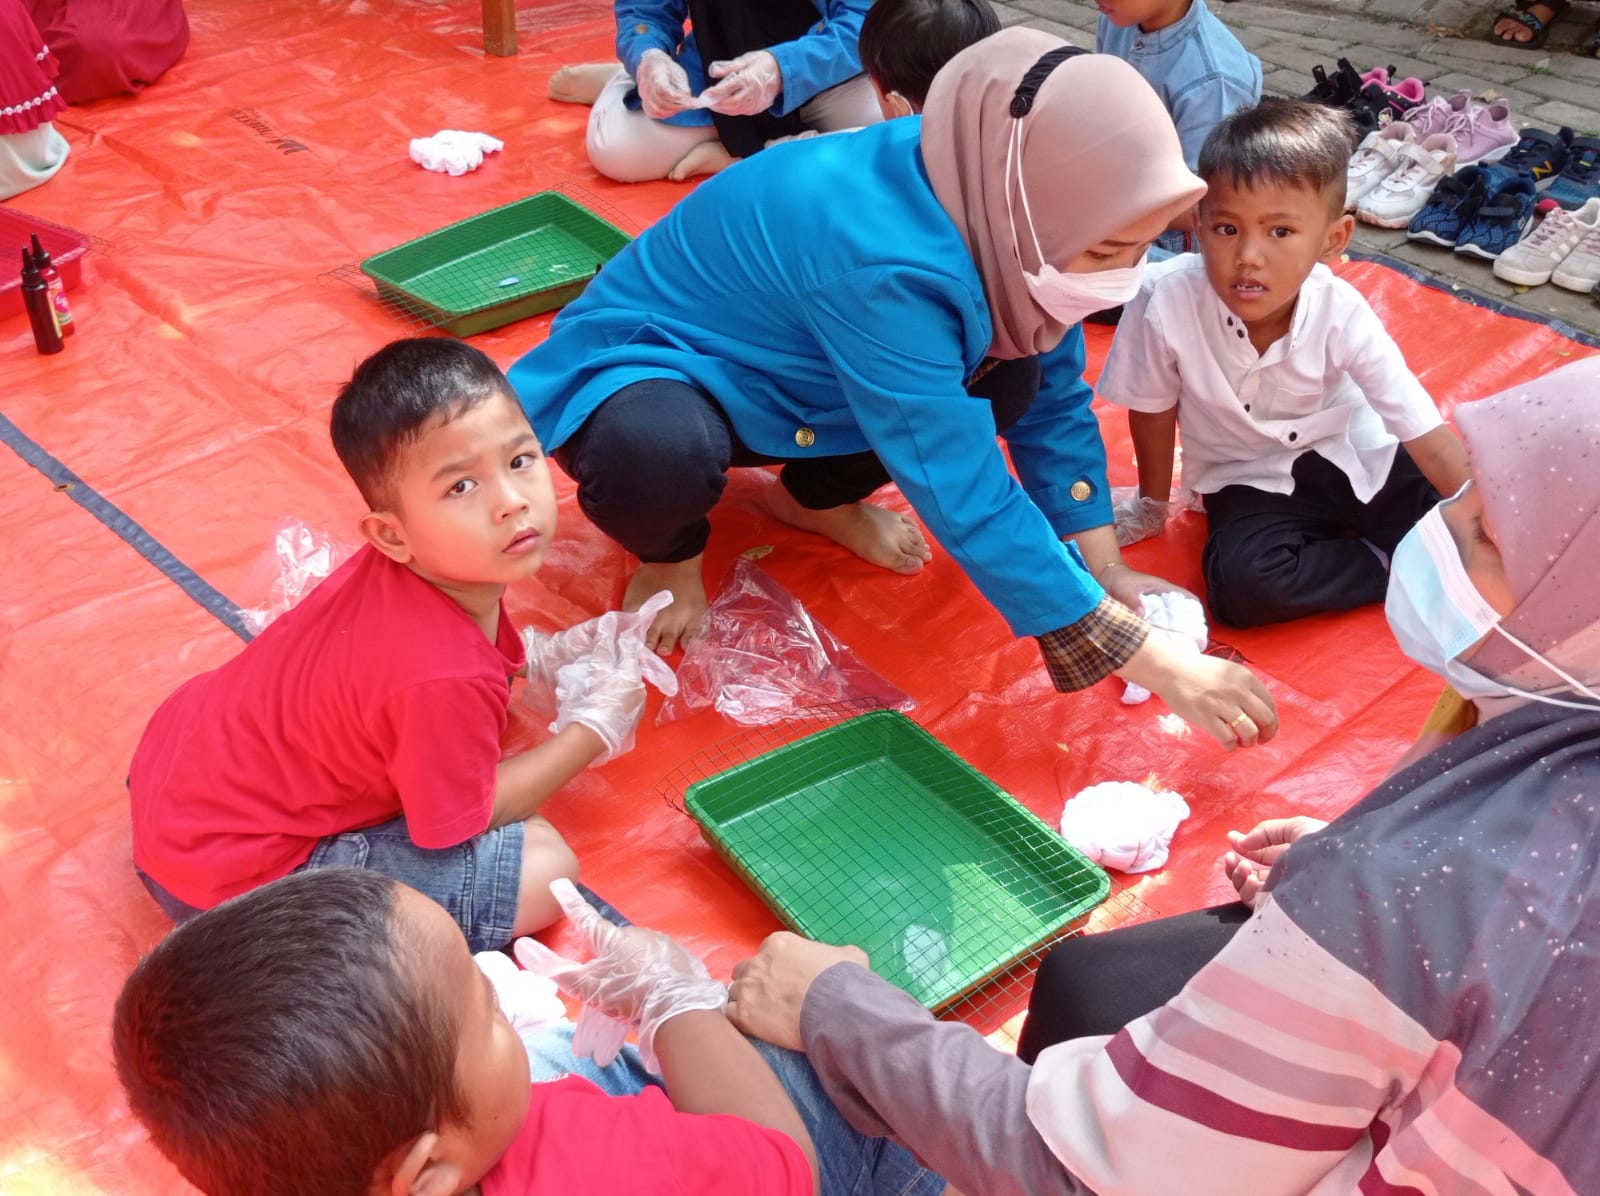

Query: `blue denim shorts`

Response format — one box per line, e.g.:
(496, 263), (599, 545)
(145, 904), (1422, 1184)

(521, 1025), (946, 1196)
(138, 816), (525, 952)
(302, 815), (525, 952)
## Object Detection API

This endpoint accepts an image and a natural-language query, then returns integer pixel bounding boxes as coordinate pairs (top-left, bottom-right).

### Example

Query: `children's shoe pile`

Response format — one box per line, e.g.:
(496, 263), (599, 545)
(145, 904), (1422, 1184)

(1493, 197), (1600, 291)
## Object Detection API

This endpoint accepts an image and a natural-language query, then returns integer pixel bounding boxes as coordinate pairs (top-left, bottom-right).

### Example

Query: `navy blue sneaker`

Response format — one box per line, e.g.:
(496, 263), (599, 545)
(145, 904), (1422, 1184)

(1481, 126), (1574, 193)
(1407, 166), (1490, 247)
(1454, 175), (1539, 260)
(1546, 135), (1600, 210)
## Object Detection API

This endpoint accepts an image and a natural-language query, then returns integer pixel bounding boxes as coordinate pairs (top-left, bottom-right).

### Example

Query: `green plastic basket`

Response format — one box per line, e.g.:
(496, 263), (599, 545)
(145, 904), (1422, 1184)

(686, 710), (1110, 1012)
(359, 192), (631, 336)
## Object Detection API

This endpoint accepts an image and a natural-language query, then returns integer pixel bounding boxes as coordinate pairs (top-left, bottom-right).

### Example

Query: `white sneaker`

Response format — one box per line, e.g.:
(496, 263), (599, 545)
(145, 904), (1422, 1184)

(1551, 222), (1600, 293)
(1357, 134), (1459, 228)
(1347, 122), (1417, 209)
(1495, 197), (1600, 287)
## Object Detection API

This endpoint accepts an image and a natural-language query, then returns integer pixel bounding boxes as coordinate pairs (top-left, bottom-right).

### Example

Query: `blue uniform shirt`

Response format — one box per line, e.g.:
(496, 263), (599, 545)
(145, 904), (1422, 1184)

(614, 0), (870, 129)
(508, 118), (1112, 639)
(1097, 0), (1262, 169)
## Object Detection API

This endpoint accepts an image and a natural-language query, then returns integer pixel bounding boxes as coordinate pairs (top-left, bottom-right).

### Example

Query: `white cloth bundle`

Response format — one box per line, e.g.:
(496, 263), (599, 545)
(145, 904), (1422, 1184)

(1122, 591), (1209, 704)
(1059, 780), (1191, 873)
(409, 129), (504, 175)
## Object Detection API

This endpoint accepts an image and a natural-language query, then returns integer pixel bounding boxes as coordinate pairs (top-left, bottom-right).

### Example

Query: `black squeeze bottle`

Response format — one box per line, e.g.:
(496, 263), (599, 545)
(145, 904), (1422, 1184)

(30, 234), (74, 337)
(21, 248), (64, 355)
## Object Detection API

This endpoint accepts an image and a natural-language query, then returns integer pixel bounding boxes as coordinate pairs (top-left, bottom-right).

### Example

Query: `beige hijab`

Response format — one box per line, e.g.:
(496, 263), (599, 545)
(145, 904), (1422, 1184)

(921, 29), (1205, 360)
(1457, 356), (1600, 710)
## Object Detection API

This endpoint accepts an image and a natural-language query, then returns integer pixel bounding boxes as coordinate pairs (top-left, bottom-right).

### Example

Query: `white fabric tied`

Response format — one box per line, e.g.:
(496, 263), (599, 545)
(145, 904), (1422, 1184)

(408, 129), (504, 176)
(1122, 591), (1208, 704)
(1059, 780), (1190, 873)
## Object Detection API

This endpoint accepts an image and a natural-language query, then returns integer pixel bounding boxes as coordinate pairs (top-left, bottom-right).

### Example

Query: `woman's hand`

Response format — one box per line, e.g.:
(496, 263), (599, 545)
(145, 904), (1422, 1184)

(1222, 816), (1327, 907)
(1099, 561), (1199, 612)
(1116, 633), (1278, 749)
(727, 933), (869, 1051)
(636, 48), (697, 119)
(702, 50), (783, 116)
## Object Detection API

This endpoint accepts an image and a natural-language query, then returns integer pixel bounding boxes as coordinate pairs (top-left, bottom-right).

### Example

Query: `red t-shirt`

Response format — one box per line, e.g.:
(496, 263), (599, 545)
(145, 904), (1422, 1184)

(129, 546), (526, 908)
(479, 1077), (813, 1196)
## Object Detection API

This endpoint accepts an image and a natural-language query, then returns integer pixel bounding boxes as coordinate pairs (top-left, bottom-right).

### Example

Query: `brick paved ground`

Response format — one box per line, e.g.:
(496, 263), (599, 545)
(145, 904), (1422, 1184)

(995, 0), (1600, 337)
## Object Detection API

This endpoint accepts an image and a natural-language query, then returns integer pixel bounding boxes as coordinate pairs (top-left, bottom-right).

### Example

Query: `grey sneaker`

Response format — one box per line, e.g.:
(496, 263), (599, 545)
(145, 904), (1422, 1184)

(1551, 222), (1600, 294)
(1495, 197), (1600, 287)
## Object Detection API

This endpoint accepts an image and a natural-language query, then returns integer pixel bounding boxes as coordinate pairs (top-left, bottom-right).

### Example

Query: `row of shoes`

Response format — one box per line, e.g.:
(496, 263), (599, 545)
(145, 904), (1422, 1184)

(1406, 125), (1600, 282)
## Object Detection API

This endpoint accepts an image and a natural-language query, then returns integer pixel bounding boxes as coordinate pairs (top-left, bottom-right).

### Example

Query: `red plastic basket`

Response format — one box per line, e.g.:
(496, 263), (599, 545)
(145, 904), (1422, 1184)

(0, 209), (89, 320)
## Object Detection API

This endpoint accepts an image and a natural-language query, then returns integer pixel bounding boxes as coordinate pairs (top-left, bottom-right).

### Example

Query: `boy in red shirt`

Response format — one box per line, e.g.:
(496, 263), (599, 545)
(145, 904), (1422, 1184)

(129, 338), (655, 948)
(113, 868), (947, 1196)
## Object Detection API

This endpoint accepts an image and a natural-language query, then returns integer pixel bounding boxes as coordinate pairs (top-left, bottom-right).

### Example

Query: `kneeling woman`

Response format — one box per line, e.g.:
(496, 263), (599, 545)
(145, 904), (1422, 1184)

(511, 29), (1276, 746)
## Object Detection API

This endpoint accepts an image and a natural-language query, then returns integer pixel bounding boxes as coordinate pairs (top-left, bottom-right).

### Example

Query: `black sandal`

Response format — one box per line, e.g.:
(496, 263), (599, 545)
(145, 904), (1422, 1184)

(1491, 0), (1568, 49)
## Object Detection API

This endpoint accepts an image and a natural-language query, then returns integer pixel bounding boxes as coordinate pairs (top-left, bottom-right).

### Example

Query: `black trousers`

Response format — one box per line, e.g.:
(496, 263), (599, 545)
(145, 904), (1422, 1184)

(1201, 447), (1440, 629)
(552, 357), (1042, 563)
(1016, 902), (1251, 1063)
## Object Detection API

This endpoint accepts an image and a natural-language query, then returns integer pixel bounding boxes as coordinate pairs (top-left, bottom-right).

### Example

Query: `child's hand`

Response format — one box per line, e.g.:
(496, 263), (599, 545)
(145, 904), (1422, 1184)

(1222, 817), (1327, 907)
(515, 879), (728, 1073)
(1111, 487), (1171, 547)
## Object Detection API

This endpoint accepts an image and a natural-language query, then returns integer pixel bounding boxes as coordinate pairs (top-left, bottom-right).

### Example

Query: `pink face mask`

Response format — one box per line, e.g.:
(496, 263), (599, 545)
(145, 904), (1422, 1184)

(1004, 117), (1146, 326)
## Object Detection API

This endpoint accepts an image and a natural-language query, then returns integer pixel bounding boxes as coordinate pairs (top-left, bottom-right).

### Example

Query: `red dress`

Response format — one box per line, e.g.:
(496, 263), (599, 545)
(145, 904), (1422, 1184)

(23, 0), (189, 104)
(0, 0), (66, 134)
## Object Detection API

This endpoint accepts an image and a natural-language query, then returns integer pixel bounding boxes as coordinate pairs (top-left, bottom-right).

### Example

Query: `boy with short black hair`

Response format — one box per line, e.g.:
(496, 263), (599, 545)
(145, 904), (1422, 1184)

(113, 868), (945, 1196)
(857, 0), (1000, 117)
(128, 337), (656, 950)
(1101, 101), (1471, 628)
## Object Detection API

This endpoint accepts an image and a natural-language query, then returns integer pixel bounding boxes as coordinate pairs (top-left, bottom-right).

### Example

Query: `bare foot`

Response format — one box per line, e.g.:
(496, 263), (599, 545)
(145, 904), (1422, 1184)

(625, 557), (708, 655)
(1492, 2), (1554, 43)
(548, 62), (619, 105)
(765, 486), (931, 574)
(667, 138), (734, 181)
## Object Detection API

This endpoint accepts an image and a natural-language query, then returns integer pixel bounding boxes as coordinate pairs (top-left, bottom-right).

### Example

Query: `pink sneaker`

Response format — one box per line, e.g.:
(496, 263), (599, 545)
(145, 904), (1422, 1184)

(1403, 90), (1472, 140)
(1448, 100), (1519, 166)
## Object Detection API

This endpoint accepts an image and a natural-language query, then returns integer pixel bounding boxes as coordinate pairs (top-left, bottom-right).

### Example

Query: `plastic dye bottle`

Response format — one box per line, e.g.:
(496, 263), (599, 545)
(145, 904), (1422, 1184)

(30, 234), (74, 337)
(20, 248), (64, 355)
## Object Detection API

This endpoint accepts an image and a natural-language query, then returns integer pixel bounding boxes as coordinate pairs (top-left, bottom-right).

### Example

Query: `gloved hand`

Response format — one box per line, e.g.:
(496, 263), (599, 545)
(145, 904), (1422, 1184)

(635, 48), (696, 119)
(701, 50), (783, 116)
(522, 591), (679, 696)
(1112, 487), (1171, 547)
(515, 878), (729, 1073)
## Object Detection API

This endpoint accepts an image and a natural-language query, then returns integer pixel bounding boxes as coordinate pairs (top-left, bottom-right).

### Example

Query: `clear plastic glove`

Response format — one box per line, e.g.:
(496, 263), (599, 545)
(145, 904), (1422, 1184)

(636, 48), (696, 119)
(550, 649), (645, 765)
(702, 50), (783, 116)
(515, 878), (728, 1072)
(1112, 487), (1171, 547)
(522, 591), (679, 697)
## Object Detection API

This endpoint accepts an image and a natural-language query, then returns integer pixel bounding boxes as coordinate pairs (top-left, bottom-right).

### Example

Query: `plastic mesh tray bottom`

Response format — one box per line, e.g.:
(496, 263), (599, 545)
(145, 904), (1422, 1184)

(359, 192), (630, 336)
(686, 711), (1109, 1011)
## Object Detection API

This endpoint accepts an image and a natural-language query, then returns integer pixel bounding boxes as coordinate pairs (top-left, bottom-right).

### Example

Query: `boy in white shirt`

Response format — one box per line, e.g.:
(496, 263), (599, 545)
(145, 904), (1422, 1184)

(1100, 101), (1469, 628)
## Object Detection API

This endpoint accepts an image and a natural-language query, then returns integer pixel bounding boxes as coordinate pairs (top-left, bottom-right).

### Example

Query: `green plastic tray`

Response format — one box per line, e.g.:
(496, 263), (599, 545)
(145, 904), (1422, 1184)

(359, 192), (631, 336)
(685, 710), (1110, 1012)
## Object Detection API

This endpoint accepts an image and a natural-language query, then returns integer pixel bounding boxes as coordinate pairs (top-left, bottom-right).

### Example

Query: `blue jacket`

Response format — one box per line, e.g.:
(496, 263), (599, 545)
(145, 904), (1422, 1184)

(508, 119), (1112, 638)
(615, 0), (869, 128)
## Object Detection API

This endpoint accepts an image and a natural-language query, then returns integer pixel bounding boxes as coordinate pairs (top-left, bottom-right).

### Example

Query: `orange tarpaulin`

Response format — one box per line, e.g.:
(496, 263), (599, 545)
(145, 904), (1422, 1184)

(1, 2), (1595, 1190)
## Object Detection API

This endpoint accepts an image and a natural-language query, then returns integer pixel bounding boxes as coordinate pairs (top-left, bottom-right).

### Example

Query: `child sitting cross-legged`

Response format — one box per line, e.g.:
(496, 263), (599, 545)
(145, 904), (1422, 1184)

(128, 337), (666, 949)
(112, 868), (948, 1196)
(1101, 101), (1470, 628)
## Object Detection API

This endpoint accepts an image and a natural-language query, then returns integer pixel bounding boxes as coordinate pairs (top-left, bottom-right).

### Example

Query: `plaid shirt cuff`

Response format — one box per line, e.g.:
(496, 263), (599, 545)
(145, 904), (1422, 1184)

(1036, 596), (1150, 692)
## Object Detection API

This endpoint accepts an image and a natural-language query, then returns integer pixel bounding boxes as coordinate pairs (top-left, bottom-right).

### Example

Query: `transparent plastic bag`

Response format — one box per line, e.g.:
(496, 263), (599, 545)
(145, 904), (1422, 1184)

(238, 519), (356, 635)
(657, 557), (913, 727)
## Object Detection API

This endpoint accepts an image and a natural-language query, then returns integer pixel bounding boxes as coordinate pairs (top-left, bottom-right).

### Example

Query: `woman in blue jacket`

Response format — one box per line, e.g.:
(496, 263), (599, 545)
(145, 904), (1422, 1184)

(557, 0), (882, 182)
(511, 29), (1280, 748)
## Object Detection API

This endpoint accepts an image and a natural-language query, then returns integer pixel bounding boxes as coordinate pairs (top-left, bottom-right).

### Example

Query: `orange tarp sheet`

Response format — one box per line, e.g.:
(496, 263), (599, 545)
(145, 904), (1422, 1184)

(1, 1), (1594, 1190)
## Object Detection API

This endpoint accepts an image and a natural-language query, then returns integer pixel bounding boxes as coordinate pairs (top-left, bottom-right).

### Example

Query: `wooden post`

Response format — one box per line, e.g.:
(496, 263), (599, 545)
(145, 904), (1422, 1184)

(483, 0), (517, 56)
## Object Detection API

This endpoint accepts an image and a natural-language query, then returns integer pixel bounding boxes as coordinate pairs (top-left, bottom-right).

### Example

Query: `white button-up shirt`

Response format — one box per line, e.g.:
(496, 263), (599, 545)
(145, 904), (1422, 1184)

(1098, 257), (1442, 502)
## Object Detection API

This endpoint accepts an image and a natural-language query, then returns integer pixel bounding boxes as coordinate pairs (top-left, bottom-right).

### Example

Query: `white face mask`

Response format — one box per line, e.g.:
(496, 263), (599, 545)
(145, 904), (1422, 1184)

(1385, 498), (1600, 712)
(1005, 119), (1146, 326)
